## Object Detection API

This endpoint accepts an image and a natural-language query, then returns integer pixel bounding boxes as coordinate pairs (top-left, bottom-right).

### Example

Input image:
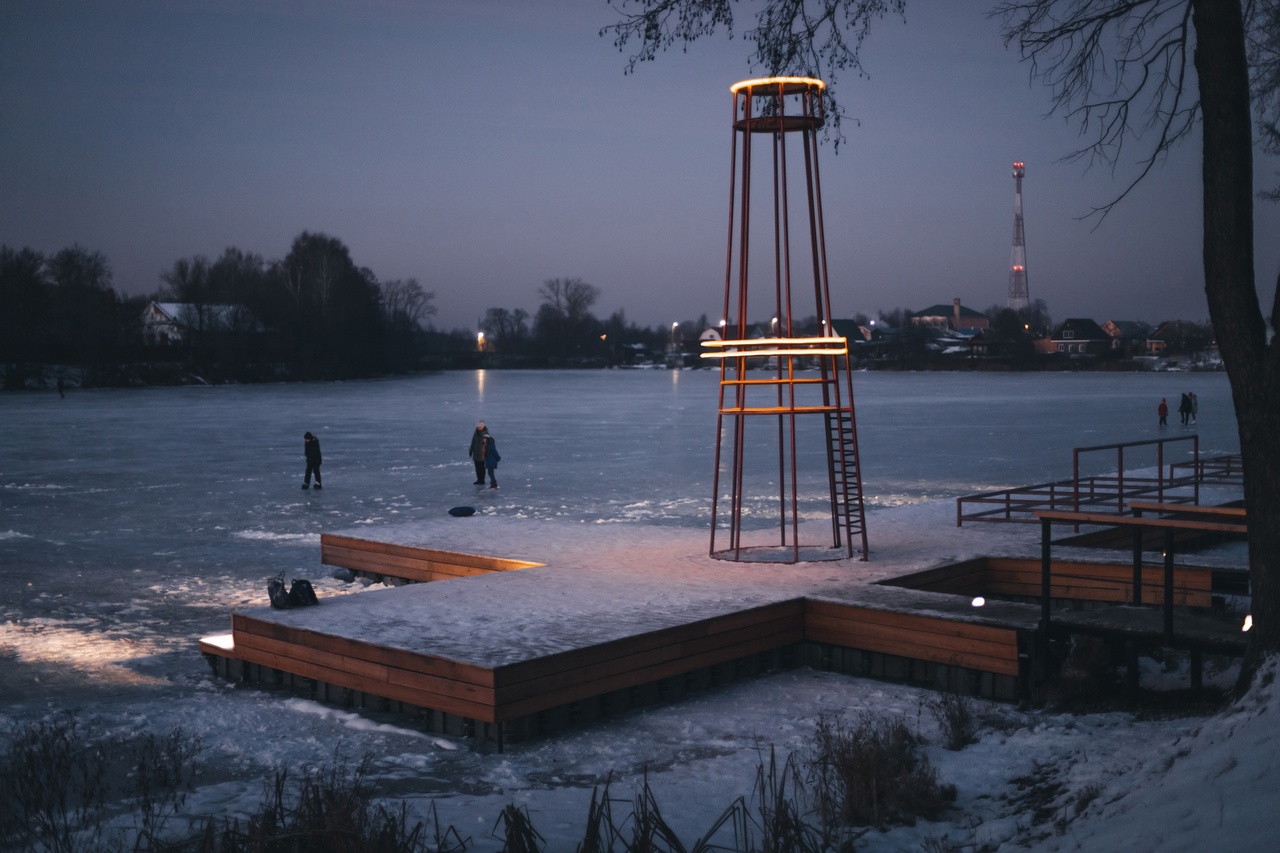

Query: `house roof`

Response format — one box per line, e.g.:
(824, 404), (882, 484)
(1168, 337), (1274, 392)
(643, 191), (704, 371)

(1053, 318), (1109, 340)
(829, 319), (863, 340)
(1104, 320), (1150, 338)
(912, 303), (986, 319)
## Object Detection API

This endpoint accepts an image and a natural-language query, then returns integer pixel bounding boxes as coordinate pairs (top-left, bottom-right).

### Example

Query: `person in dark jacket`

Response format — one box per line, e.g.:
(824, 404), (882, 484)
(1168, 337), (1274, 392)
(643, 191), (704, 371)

(303, 431), (322, 489)
(468, 421), (490, 485)
(482, 434), (500, 489)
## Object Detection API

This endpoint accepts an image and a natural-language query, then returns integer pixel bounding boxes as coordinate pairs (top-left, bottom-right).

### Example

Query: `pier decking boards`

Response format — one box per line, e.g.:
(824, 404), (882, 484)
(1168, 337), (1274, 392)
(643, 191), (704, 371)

(201, 516), (1248, 747)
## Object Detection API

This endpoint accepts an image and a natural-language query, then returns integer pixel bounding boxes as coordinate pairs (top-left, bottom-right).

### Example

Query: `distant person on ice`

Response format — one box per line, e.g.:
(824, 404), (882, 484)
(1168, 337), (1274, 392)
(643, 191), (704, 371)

(468, 420), (490, 485)
(302, 431), (322, 490)
(1179, 392), (1192, 425)
(482, 433), (500, 489)
(1158, 398), (1168, 426)
(1190, 392), (1198, 424)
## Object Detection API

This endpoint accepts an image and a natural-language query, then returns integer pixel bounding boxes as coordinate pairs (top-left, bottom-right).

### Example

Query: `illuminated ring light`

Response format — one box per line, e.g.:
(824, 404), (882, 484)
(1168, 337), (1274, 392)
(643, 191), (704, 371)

(730, 76), (826, 94)
(700, 335), (848, 359)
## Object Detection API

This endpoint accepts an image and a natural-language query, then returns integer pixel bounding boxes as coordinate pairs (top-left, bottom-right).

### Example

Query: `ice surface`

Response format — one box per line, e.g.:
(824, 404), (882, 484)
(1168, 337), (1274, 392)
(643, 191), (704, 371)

(2, 369), (1266, 851)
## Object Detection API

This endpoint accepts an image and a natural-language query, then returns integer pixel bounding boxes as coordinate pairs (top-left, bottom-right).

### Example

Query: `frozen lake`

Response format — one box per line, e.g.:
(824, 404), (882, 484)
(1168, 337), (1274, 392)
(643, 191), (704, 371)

(0, 368), (1237, 707)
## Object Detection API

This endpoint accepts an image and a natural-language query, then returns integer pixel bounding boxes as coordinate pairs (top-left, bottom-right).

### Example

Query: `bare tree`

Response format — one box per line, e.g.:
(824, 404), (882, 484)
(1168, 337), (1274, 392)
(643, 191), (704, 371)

(601, 0), (906, 144)
(538, 277), (600, 322)
(480, 307), (531, 352)
(997, 0), (1280, 681)
(48, 245), (112, 292)
(381, 278), (436, 329)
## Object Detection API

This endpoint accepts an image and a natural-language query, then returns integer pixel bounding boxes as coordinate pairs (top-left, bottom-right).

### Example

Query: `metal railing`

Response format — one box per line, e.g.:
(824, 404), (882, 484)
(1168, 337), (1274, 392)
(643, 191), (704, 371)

(1170, 453), (1244, 487)
(957, 436), (1202, 526)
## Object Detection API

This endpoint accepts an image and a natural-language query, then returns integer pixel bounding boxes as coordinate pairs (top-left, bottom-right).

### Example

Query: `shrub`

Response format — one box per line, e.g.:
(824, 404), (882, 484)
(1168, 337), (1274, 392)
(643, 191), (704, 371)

(805, 713), (956, 831)
(927, 691), (978, 751)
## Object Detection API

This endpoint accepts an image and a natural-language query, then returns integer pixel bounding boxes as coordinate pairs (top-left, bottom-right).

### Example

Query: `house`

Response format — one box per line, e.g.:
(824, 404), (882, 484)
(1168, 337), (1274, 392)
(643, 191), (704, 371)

(910, 298), (990, 333)
(1052, 318), (1111, 356)
(829, 319), (865, 342)
(1146, 320), (1211, 357)
(1101, 320), (1152, 356)
(141, 301), (260, 345)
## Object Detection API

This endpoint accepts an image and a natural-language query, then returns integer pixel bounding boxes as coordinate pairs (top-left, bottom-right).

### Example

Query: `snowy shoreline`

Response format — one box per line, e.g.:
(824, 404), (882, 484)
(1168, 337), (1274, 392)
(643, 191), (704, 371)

(2, 370), (1265, 851)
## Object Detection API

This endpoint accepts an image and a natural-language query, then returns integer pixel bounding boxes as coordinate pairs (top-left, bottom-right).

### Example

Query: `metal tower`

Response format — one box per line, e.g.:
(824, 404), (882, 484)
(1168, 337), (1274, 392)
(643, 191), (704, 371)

(1008, 161), (1030, 311)
(702, 77), (868, 563)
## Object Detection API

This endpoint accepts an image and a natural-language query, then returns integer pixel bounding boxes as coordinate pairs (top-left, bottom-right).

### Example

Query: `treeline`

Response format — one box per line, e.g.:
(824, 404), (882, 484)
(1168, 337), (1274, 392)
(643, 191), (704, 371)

(0, 236), (692, 389)
(477, 276), (672, 367)
(0, 233), (461, 388)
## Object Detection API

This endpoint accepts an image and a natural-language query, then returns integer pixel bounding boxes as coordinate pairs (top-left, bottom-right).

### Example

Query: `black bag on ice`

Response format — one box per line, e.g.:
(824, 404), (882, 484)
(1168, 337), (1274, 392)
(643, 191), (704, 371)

(289, 578), (319, 607)
(267, 572), (292, 609)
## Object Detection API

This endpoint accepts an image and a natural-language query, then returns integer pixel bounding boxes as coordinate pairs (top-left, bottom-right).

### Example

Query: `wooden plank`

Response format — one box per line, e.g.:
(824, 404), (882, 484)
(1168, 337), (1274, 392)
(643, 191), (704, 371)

(495, 608), (802, 702)
(806, 600), (1019, 645)
(323, 533), (542, 570)
(804, 610), (1019, 661)
(232, 632), (496, 706)
(496, 600), (806, 687)
(232, 613), (496, 687)
(803, 612), (1020, 676)
(983, 557), (1213, 606)
(803, 602), (1021, 675)
(231, 642), (499, 721)
(1035, 509), (1247, 534)
(803, 618), (1017, 667)
(321, 545), (499, 582)
(494, 626), (805, 720)
(320, 534), (543, 578)
(1126, 501), (1247, 517)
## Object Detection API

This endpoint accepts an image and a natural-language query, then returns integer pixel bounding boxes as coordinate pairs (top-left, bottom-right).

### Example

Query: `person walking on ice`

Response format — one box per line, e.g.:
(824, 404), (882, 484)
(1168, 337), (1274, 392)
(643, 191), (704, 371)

(482, 433), (500, 489)
(468, 420), (490, 485)
(1158, 398), (1168, 426)
(302, 431), (322, 490)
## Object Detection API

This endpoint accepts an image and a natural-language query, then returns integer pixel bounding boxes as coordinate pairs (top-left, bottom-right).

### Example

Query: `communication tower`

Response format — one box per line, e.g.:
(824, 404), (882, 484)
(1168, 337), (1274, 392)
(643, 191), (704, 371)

(702, 77), (868, 563)
(1008, 161), (1030, 311)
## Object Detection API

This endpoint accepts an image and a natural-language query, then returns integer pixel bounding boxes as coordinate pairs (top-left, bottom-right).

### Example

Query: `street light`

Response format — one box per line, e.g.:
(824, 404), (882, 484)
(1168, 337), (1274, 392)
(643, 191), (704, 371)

(476, 331), (485, 352)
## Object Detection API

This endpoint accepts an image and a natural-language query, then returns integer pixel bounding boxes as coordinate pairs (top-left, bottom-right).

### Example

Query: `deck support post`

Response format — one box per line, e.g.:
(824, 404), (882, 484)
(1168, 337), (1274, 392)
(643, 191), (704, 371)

(1040, 518), (1052, 628)
(1163, 528), (1175, 641)
(1132, 526), (1144, 606)
(1126, 640), (1140, 697)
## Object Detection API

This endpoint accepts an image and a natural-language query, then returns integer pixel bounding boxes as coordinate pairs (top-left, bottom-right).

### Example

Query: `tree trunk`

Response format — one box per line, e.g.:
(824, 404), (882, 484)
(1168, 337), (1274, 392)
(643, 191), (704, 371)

(1192, 0), (1280, 680)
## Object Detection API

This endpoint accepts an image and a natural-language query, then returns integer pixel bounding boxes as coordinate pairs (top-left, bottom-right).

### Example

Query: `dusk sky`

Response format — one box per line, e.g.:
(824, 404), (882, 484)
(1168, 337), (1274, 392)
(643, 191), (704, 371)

(4, 0), (1278, 332)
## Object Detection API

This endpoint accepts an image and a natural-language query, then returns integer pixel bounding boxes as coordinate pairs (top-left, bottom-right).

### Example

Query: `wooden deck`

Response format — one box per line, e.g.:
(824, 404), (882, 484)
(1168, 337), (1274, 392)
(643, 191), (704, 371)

(203, 536), (1047, 747)
(201, 531), (1248, 747)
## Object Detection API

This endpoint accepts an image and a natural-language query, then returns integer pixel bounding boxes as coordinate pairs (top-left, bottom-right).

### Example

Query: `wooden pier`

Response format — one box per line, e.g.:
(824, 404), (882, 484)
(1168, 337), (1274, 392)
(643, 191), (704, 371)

(201, 522), (1249, 748)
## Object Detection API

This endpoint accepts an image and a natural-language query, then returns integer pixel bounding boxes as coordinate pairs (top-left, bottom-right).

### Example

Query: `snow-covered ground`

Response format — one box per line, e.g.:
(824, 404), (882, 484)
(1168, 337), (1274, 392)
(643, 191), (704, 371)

(2, 369), (1270, 851)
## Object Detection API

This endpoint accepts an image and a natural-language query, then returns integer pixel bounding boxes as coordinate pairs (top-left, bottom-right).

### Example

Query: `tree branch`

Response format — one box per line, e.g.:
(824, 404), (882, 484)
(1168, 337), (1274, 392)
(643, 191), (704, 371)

(995, 0), (1198, 222)
(601, 0), (906, 147)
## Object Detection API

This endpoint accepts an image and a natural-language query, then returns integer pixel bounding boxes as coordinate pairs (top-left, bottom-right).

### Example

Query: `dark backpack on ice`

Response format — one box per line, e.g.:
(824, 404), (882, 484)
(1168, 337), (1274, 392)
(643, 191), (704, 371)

(267, 572), (319, 609)
(289, 578), (319, 607)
